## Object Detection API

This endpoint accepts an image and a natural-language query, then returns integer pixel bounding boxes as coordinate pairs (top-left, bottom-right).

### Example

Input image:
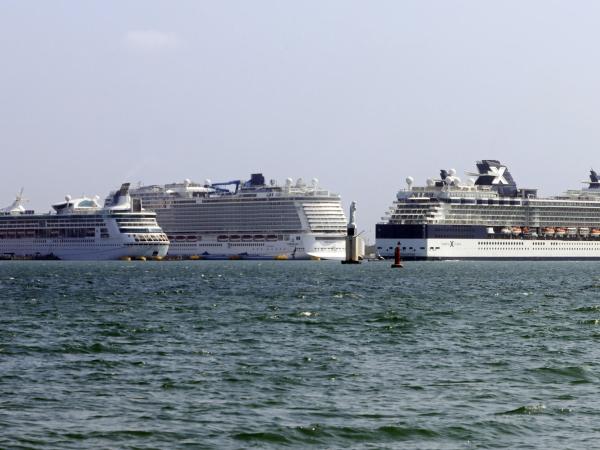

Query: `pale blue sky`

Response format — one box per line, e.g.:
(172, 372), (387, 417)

(2, 1), (600, 241)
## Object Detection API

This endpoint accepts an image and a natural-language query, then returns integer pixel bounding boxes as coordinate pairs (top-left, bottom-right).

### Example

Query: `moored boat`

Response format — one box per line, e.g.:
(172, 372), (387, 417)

(114, 174), (347, 260)
(0, 184), (169, 260)
(376, 160), (600, 260)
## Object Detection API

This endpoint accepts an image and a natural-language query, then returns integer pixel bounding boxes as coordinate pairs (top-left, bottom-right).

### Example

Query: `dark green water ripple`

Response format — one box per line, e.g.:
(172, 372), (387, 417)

(2, 260), (600, 448)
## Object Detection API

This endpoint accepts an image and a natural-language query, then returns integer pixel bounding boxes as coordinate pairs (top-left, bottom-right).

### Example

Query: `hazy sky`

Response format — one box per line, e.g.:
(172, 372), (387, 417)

(2, 1), (600, 241)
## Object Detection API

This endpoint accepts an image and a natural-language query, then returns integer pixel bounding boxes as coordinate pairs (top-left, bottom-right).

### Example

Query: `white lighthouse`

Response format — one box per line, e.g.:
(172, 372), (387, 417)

(342, 201), (362, 264)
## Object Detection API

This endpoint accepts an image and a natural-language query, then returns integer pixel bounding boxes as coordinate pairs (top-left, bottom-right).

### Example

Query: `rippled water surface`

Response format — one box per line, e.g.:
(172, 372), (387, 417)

(2, 260), (600, 449)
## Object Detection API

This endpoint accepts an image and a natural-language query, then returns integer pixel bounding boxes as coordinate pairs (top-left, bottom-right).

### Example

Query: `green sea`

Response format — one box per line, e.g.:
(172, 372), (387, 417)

(2, 260), (600, 449)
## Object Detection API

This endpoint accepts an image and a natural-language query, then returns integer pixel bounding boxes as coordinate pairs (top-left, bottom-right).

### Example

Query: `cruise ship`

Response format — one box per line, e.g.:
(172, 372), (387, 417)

(376, 160), (600, 260)
(0, 184), (169, 260)
(107, 174), (347, 260)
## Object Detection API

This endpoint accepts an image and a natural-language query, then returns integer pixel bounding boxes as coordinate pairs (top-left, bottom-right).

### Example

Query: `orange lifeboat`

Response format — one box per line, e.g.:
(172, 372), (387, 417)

(542, 227), (555, 236)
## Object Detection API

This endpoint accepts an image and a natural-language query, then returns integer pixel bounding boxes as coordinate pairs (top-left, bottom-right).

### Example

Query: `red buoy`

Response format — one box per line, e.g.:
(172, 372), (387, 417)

(391, 243), (403, 268)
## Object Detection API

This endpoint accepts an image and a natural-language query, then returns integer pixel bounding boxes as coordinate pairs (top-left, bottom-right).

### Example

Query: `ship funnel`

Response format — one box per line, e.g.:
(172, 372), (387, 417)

(588, 169), (600, 189)
(470, 160), (518, 196)
(108, 183), (132, 211)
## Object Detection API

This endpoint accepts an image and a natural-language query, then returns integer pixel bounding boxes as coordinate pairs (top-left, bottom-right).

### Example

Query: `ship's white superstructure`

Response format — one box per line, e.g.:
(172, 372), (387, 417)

(109, 174), (347, 260)
(0, 184), (169, 260)
(376, 160), (600, 260)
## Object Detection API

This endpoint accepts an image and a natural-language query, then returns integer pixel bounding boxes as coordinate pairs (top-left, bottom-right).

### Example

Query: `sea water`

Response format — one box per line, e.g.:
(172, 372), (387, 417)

(1, 260), (600, 449)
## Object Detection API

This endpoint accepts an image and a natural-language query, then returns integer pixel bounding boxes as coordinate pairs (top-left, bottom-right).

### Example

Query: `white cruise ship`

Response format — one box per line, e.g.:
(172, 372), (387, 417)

(376, 160), (600, 260)
(108, 174), (347, 260)
(0, 184), (169, 260)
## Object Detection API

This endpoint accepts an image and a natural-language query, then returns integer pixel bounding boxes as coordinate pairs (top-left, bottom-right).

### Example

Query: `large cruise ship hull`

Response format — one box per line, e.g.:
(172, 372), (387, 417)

(376, 224), (600, 260)
(0, 239), (169, 260)
(165, 233), (345, 260)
